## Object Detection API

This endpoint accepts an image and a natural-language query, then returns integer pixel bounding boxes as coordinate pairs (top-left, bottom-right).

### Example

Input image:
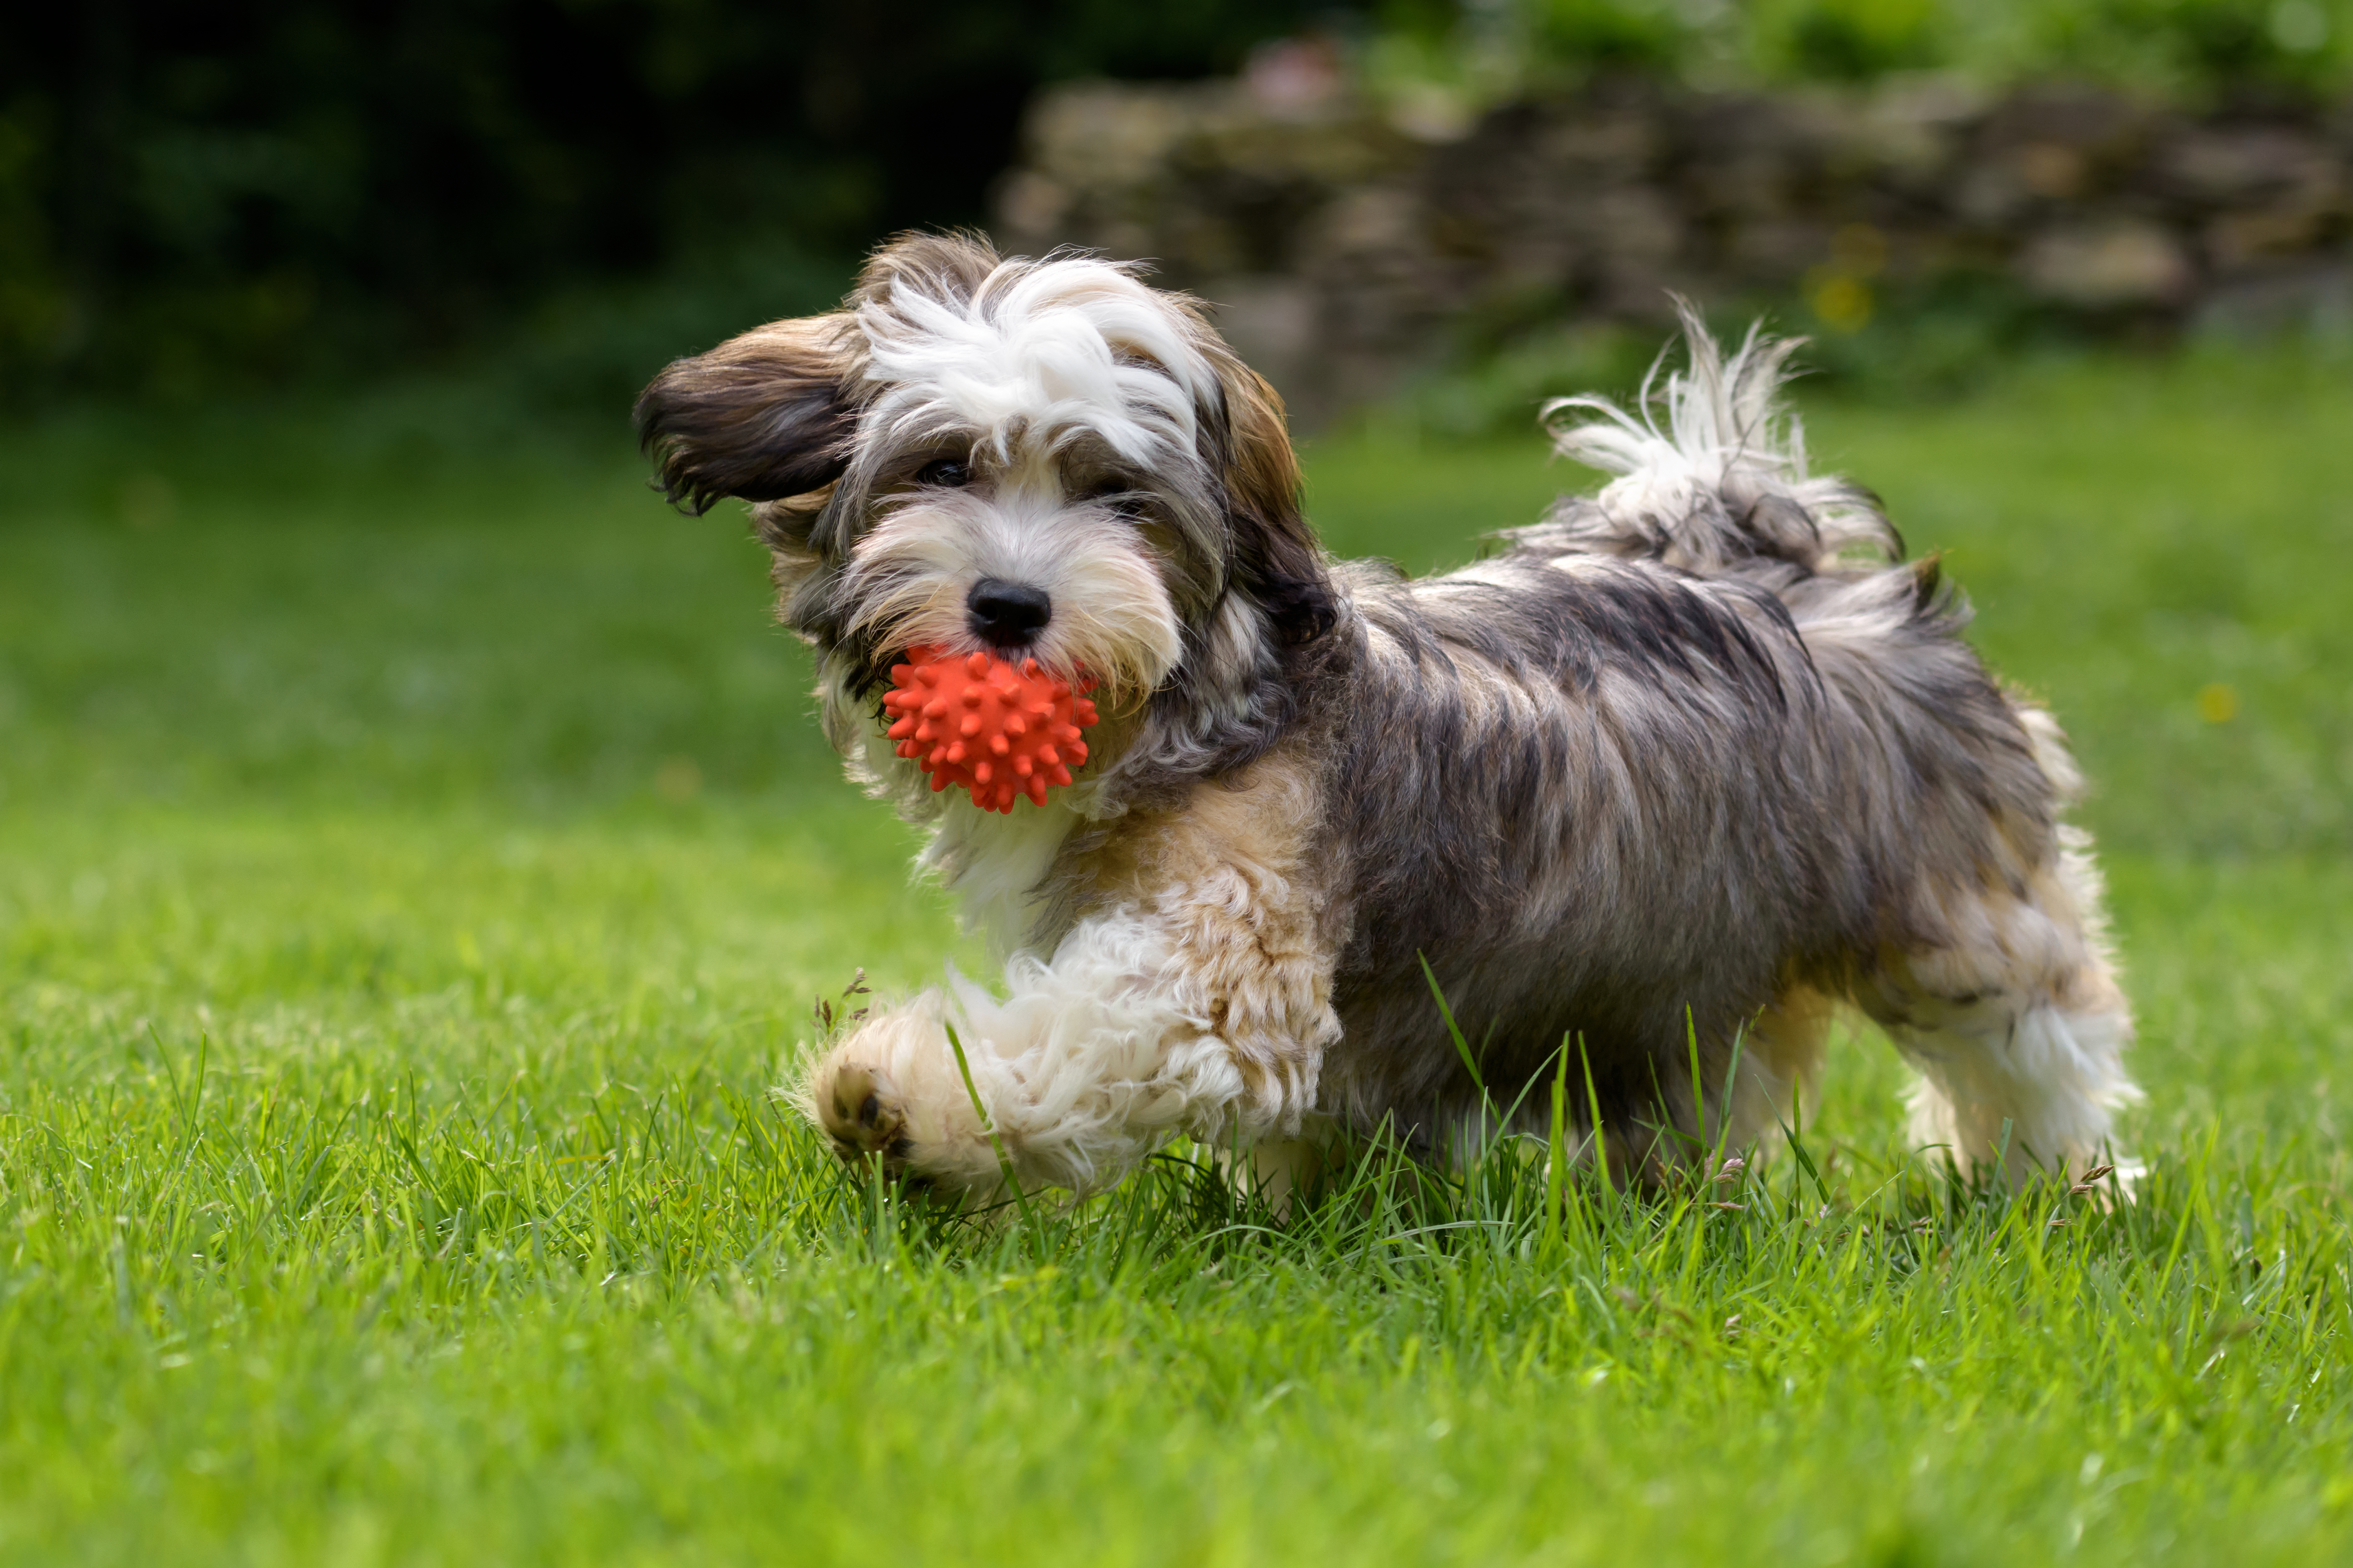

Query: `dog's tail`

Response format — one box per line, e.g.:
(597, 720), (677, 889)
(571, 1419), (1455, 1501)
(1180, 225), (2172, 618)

(1520, 303), (1900, 579)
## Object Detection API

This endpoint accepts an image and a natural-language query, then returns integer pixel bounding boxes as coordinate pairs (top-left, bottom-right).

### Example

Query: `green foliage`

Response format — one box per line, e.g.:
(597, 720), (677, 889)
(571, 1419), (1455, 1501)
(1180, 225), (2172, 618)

(1750, 0), (1949, 81)
(1525, 0), (1699, 73)
(1400, 0), (2353, 91)
(19, 0), (2353, 406)
(0, 0), (1336, 401)
(2, 347), (2352, 1560)
(1929, 0), (2353, 95)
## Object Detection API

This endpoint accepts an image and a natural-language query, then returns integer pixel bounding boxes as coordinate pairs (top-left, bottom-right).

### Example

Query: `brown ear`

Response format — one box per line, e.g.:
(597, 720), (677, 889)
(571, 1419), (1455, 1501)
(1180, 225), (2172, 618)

(634, 313), (861, 516)
(1213, 358), (1335, 647)
(851, 228), (1003, 309)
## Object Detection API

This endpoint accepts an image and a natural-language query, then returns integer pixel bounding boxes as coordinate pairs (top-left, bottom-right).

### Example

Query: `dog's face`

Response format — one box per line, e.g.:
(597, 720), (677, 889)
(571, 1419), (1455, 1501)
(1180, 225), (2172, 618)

(636, 233), (1334, 811)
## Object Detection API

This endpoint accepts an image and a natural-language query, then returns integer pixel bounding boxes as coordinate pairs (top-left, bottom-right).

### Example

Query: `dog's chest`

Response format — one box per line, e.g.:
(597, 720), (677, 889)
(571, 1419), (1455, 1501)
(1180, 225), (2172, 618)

(922, 797), (1087, 957)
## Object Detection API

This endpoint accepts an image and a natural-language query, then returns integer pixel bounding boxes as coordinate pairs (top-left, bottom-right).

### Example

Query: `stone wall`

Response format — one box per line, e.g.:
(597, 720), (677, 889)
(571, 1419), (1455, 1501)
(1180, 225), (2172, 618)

(993, 73), (2353, 422)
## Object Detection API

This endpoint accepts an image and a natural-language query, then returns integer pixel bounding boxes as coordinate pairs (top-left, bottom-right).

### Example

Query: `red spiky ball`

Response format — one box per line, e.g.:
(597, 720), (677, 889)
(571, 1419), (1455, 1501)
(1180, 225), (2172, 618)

(881, 646), (1100, 813)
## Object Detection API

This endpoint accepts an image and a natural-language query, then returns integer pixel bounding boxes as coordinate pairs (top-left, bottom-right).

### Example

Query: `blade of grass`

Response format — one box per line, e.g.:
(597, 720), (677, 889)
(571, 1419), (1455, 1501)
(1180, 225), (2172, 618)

(1547, 1034), (1571, 1240)
(1578, 1032), (1614, 1205)
(1420, 952), (1485, 1101)
(943, 1020), (1040, 1236)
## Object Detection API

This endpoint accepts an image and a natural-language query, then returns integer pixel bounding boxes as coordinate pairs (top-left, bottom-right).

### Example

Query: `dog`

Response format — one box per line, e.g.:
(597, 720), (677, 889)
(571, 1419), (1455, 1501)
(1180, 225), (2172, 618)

(635, 231), (2138, 1202)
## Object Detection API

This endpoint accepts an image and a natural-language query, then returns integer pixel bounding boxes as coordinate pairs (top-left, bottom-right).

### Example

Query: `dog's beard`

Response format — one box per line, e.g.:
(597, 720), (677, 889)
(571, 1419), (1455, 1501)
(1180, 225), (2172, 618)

(839, 486), (1185, 711)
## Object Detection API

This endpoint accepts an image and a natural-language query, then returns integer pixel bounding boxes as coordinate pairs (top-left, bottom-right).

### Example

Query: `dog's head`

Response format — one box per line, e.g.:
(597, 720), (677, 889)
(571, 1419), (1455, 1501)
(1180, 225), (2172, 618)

(636, 232), (1335, 813)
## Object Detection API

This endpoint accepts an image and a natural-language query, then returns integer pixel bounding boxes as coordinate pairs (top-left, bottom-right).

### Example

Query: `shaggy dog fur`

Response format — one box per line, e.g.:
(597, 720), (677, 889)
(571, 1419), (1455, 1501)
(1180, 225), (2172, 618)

(636, 232), (2138, 1200)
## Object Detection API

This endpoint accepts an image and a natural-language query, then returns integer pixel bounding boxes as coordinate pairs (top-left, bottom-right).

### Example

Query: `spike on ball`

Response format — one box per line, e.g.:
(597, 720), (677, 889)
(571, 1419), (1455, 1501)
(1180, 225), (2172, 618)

(884, 645), (1101, 813)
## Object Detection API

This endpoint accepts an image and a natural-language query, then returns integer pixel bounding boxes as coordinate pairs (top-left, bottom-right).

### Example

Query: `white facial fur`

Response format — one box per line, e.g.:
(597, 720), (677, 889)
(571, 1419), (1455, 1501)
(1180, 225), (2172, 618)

(857, 259), (1221, 475)
(825, 257), (1234, 703)
(813, 257), (1249, 951)
(839, 457), (1184, 708)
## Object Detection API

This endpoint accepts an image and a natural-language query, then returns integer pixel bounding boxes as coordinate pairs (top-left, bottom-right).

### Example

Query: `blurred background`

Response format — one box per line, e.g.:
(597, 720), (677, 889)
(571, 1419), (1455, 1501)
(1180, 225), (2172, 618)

(9, 0), (2353, 418)
(1, 0), (2348, 866)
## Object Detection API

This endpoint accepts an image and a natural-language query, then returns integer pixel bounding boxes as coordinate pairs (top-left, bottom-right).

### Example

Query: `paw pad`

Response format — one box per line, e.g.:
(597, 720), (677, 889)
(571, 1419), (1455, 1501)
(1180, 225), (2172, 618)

(819, 1064), (909, 1161)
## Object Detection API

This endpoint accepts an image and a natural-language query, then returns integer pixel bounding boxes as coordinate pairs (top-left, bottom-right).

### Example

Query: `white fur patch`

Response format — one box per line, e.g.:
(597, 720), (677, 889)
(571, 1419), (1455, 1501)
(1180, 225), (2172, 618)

(1875, 830), (2140, 1182)
(842, 484), (1181, 706)
(812, 906), (1310, 1197)
(921, 792), (1088, 958)
(859, 258), (1219, 472)
(1537, 308), (1897, 572)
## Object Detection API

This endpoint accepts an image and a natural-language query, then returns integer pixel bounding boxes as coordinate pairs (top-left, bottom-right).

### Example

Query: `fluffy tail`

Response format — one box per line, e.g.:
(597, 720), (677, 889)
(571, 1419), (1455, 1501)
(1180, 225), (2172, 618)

(1523, 304), (1899, 578)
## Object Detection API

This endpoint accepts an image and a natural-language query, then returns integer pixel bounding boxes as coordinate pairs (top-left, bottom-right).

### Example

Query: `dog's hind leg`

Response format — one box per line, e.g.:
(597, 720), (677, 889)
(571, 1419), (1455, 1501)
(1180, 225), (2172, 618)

(1859, 824), (2139, 1187)
(1710, 985), (1835, 1157)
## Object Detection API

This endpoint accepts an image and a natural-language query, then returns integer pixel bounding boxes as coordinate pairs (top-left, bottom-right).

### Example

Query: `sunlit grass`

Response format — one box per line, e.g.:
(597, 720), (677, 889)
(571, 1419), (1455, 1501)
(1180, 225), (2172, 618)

(0, 344), (2349, 1563)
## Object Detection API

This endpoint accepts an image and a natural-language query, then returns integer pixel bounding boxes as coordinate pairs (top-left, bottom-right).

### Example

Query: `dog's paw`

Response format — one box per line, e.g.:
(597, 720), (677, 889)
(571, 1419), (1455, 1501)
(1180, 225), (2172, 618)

(815, 1060), (912, 1164)
(797, 1002), (1011, 1197)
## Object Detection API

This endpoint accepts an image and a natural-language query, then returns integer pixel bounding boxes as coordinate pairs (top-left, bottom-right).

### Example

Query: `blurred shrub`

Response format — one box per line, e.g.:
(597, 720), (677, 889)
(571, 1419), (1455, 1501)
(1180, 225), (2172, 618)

(0, 0), (1338, 405)
(16, 0), (2353, 408)
(1526, 0), (1700, 73)
(1749, 0), (1948, 81)
(1378, 0), (2353, 94)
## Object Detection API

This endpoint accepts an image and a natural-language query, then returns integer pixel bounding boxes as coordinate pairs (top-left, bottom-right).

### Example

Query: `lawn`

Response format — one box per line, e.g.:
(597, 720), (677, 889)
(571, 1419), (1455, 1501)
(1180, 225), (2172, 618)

(0, 345), (2348, 1565)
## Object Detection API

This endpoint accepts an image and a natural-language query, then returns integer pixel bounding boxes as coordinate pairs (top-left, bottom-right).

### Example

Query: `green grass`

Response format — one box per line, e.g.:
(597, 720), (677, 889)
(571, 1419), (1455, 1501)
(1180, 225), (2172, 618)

(1, 346), (2349, 1565)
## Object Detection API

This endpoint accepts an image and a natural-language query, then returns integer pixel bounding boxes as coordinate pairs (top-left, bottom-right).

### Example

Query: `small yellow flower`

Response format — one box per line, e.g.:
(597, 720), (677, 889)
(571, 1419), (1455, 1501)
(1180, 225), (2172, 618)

(1808, 272), (1873, 333)
(2196, 683), (2238, 724)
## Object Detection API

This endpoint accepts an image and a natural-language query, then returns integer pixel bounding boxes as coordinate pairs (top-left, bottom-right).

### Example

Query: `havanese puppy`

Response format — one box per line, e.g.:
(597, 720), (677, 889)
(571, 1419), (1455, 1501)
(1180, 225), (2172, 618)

(635, 231), (2137, 1202)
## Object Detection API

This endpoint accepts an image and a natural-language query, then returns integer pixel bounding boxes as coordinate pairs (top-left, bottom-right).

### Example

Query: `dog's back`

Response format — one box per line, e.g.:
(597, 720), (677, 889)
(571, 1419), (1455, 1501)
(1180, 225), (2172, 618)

(1310, 317), (2133, 1178)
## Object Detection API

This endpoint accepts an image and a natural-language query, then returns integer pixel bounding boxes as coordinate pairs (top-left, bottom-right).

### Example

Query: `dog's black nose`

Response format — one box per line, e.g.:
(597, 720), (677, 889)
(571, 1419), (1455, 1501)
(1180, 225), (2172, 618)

(966, 579), (1052, 646)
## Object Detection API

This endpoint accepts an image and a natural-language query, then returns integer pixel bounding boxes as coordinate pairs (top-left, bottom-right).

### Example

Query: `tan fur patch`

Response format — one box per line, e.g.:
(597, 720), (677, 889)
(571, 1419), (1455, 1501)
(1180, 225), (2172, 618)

(1058, 740), (1341, 1110)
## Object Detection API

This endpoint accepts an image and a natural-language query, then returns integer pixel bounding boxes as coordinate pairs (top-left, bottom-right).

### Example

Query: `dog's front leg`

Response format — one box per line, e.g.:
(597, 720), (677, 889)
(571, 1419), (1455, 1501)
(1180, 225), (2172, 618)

(807, 896), (1336, 1200)
(803, 996), (1008, 1196)
(806, 775), (1338, 1200)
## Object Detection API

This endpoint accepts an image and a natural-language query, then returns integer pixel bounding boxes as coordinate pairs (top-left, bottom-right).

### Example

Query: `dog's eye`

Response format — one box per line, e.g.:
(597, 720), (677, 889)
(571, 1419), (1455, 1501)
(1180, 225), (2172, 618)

(918, 458), (971, 488)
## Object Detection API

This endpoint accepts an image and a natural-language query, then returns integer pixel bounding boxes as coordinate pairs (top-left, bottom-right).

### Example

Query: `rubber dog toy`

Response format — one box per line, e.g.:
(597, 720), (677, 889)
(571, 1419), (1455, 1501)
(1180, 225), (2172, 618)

(882, 646), (1099, 812)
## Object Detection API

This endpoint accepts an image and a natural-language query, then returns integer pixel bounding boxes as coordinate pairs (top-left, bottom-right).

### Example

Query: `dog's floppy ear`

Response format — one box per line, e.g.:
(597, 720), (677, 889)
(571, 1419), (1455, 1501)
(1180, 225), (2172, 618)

(635, 313), (862, 517)
(1213, 360), (1336, 647)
